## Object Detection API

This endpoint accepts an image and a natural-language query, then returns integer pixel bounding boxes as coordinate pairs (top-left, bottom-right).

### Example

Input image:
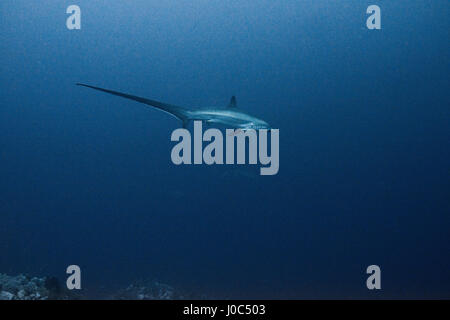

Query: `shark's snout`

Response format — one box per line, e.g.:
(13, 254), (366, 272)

(249, 120), (271, 130)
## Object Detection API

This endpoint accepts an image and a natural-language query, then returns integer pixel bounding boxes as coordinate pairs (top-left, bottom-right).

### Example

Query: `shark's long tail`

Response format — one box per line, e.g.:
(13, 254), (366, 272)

(76, 83), (190, 125)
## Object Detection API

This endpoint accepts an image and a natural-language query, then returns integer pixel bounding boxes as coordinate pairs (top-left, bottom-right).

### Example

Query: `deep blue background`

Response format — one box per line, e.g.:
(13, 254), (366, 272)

(1, 1), (449, 298)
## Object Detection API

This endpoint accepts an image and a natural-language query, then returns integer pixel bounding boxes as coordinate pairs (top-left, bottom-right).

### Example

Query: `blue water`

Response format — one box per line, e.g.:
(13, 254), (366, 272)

(1, 1), (449, 298)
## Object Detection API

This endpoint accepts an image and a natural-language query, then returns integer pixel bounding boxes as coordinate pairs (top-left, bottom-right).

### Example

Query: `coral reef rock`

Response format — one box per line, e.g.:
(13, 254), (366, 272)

(0, 273), (48, 300)
(0, 273), (74, 300)
(113, 280), (185, 300)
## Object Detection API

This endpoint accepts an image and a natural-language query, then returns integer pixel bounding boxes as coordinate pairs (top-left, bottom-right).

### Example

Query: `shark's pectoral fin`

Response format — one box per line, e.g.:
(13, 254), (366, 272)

(227, 129), (244, 137)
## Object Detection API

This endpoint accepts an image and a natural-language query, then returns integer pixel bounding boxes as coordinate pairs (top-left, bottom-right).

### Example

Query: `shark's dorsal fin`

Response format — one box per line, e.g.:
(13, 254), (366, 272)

(228, 96), (237, 108)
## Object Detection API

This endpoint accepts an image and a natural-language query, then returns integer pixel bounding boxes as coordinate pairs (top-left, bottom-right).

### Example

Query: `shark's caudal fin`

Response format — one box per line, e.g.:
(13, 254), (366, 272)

(76, 83), (189, 123)
(228, 96), (237, 108)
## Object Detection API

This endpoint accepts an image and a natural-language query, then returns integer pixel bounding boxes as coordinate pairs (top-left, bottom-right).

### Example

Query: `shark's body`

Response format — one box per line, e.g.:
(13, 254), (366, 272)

(77, 83), (270, 130)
